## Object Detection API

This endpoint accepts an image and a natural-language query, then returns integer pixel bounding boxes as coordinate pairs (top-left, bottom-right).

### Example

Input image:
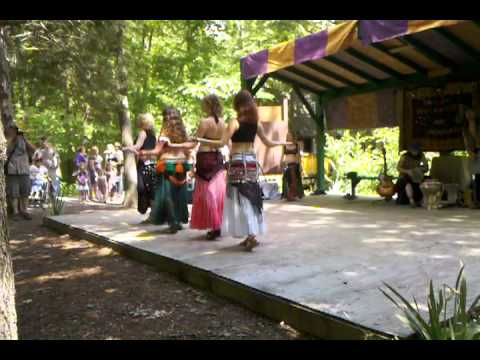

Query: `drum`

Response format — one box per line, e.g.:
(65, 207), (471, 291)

(420, 179), (443, 210)
(228, 153), (259, 183)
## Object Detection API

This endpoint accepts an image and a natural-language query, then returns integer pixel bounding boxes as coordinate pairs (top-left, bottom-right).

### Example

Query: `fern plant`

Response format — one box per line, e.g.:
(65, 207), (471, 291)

(50, 182), (66, 216)
(381, 264), (480, 340)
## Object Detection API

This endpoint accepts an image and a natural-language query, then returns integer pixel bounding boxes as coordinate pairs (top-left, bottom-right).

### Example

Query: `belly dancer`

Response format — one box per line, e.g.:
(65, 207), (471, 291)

(138, 107), (196, 234)
(197, 90), (290, 251)
(125, 113), (157, 218)
(190, 94), (227, 240)
(282, 132), (304, 201)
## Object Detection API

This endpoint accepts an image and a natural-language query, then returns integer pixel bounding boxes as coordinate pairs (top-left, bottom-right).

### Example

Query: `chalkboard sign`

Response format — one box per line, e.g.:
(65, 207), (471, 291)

(411, 93), (472, 141)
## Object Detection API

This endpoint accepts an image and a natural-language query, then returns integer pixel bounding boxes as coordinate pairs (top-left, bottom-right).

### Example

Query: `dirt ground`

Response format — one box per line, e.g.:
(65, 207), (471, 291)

(9, 200), (314, 340)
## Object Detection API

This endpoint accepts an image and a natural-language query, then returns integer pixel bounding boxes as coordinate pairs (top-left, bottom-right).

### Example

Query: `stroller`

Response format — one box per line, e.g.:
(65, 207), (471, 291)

(30, 174), (52, 208)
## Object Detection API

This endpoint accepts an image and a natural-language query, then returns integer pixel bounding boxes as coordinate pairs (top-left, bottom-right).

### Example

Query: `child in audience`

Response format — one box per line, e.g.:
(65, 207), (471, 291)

(105, 162), (117, 203)
(96, 168), (108, 203)
(73, 162), (90, 202)
(29, 156), (49, 204)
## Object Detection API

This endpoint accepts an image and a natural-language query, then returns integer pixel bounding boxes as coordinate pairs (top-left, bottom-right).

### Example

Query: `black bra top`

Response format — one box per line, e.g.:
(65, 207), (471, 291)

(231, 122), (257, 143)
(284, 144), (298, 155)
(140, 130), (157, 150)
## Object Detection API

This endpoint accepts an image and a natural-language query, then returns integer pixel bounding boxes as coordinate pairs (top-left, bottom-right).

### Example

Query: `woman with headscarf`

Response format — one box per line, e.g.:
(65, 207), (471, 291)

(137, 107), (196, 233)
(190, 94), (227, 240)
(196, 90), (290, 251)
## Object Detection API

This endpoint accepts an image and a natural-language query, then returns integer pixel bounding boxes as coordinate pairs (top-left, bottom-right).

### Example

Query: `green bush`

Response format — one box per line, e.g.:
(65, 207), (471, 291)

(61, 182), (78, 197)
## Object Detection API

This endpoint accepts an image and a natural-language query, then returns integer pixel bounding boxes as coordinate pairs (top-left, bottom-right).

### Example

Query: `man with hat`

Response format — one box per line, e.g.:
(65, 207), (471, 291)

(460, 104), (480, 207)
(395, 143), (429, 207)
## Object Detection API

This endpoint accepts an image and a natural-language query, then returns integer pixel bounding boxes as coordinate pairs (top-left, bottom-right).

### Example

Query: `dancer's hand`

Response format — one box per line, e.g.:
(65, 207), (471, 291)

(123, 146), (138, 155)
(158, 136), (170, 144)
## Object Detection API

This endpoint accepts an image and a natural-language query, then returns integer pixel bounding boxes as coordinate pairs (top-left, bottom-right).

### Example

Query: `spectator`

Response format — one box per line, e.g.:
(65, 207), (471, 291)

(74, 146), (88, 169)
(4, 123), (35, 221)
(104, 144), (117, 165)
(96, 168), (108, 203)
(72, 162), (90, 203)
(105, 162), (117, 203)
(87, 146), (103, 201)
(114, 142), (124, 199)
(37, 137), (61, 196)
(29, 154), (49, 205)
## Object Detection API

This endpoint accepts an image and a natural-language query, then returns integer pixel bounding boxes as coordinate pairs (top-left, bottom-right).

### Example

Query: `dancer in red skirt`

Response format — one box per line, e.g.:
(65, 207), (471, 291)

(190, 95), (227, 240)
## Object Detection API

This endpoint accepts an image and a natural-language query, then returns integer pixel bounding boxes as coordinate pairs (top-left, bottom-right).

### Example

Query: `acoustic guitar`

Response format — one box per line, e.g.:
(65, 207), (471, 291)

(376, 143), (396, 200)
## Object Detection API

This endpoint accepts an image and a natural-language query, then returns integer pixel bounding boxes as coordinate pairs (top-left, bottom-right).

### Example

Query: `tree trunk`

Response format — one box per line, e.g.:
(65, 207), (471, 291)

(0, 26), (18, 340)
(115, 21), (137, 209)
(0, 27), (15, 128)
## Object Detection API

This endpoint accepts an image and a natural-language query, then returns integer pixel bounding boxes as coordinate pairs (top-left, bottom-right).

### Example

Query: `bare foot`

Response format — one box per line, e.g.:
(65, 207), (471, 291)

(244, 236), (259, 252)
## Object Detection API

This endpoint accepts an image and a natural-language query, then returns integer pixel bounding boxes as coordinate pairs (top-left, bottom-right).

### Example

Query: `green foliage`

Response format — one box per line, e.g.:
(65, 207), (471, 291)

(326, 128), (401, 195)
(7, 20), (337, 156)
(50, 183), (66, 216)
(61, 182), (77, 197)
(381, 264), (480, 340)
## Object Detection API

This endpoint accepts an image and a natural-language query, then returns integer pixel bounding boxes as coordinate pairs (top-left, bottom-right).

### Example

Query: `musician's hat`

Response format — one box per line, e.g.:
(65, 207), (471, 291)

(409, 143), (421, 153)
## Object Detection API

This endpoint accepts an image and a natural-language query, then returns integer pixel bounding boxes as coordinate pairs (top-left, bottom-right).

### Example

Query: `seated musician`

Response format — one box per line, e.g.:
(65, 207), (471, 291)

(395, 143), (429, 207)
(281, 132), (304, 201)
(460, 104), (480, 207)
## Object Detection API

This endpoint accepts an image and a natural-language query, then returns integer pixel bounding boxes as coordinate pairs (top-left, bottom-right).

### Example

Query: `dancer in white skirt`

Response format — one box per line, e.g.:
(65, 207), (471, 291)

(197, 90), (290, 251)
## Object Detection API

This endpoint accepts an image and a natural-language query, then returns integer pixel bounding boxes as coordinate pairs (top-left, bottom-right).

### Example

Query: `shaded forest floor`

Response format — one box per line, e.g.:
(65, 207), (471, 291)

(9, 200), (314, 340)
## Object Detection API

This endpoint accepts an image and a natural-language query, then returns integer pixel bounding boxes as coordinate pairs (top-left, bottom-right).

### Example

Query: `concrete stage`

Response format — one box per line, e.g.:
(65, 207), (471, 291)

(44, 195), (480, 339)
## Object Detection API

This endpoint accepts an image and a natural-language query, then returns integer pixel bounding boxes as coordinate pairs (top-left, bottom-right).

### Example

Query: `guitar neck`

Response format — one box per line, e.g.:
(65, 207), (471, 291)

(382, 148), (388, 175)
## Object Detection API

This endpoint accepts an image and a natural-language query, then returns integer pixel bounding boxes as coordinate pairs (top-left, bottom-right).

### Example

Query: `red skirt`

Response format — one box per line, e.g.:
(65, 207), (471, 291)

(190, 170), (226, 230)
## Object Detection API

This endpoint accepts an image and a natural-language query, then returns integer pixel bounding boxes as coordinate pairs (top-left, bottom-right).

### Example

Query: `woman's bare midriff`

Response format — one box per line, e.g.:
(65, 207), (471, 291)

(198, 144), (220, 153)
(138, 154), (157, 163)
(284, 154), (298, 164)
(159, 147), (188, 161)
(231, 142), (254, 155)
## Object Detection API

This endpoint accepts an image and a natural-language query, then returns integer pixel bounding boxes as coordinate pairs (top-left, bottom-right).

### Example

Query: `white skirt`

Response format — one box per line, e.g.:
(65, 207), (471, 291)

(221, 185), (266, 238)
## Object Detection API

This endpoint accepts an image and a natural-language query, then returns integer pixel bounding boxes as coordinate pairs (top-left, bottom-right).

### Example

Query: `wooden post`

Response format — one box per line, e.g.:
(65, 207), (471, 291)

(282, 96), (289, 126)
(314, 96), (327, 195)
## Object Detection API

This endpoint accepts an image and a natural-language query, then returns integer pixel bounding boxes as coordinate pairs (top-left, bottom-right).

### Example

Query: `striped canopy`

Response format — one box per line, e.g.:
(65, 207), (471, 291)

(241, 20), (480, 131)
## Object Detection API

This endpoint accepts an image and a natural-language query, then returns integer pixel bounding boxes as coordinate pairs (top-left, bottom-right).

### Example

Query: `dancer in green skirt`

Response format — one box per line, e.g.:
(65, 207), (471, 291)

(138, 107), (196, 233)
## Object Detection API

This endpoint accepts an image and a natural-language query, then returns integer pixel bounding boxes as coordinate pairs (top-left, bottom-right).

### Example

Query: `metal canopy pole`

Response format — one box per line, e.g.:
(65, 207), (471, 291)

(314, 95), (327, 195)
(251, 74), (270, 96)
(293, 86), (327, 195)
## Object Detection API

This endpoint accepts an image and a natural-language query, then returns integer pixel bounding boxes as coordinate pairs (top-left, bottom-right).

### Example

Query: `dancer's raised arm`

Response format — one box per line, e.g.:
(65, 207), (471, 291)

(138, 138), (167, 156)
(256, 123), (291, 147)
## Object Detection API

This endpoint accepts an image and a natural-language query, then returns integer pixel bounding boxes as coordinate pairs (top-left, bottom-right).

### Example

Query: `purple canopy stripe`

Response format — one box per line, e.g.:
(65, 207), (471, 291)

(240, 20), (358, 80)
(241, 49), (269, 80)
(294, 30), (328, 65)
(358, 20), (409, 45)
(358, 20), (464, 45)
